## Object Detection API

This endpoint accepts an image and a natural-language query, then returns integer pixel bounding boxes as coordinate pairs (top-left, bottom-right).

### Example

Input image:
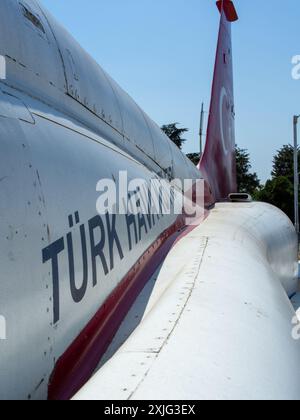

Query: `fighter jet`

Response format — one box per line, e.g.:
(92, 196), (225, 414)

(0, 0), (299, 400)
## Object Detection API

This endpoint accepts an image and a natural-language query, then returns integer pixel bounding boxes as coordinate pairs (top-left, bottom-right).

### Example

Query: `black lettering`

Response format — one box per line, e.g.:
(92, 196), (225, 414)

(138, 212), (148, 241)
(152, 181), (162, 221)
(105, 213), (124, 270)
(75, 211), (80, 224)
(159, 189), (164, 216)
(150, 186), (157, 226)
(89, 215), (108, 286)
(125, 197), (138, 251)
(42, 238), (65, 324)
(67, 224), (88, 303)
(68, 215), (74, 228)
(140, 185), (153, 230)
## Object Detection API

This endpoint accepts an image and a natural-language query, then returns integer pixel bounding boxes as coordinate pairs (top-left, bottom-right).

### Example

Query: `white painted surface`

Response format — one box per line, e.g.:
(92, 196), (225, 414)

(0, 0), (203, 399)
(74, 203), (300, 401)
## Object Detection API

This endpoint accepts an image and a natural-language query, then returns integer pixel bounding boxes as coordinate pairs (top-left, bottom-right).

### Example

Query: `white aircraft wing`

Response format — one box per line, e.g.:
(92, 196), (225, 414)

(74, 202), (300, 401)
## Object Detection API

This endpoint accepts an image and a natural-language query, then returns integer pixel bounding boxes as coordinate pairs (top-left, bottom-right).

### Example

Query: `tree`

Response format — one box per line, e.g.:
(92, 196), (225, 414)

(186, 153), (201, 166)
(271, 144), (300, 182)
(236, 146), (261, 195)
(161, 123), (188, 150)
(185, 147), (261, 197)
(254, 144), (299, 223)
(255, 176), (294, 222)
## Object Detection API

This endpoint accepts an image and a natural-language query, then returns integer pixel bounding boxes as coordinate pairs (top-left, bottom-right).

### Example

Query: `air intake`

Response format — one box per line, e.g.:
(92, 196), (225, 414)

(228, 193), (252, 203)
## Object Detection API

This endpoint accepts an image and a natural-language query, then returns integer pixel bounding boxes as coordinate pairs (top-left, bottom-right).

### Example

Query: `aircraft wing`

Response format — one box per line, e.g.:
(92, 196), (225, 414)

(74, 202), (300, 400)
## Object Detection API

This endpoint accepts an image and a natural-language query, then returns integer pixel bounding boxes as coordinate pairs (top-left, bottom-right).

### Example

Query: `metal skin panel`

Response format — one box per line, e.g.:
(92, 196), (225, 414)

(47, 22), (124, 135)
(41, 3), (157, 161)
(0, 0), (66, 103)
(145, 116), (174, 177)
(35, 0), (201, 182)
(0, 111), (53, 400)
(0, 88), (35, 124)
(74, 203), (300, 401)
(145, 116), (202, 182)
(0, 0), (201, 185)
(0, 87), (190, 399)
(172, 146), (190, 182)
(104, 77), (156, 161)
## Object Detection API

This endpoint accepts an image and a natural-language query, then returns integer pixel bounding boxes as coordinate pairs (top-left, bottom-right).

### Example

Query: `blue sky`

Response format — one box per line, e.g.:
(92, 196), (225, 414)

(41, 0), (300, 182)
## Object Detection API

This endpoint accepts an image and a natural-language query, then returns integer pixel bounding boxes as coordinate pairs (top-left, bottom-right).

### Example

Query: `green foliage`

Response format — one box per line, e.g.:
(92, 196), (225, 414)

(235, 146), (261, 195)
(271, 144), (300, 182)
(255, 145), (299, 223)
(161, 123), (188, 150)
(255, 176), (294, 221)
(186, 153), (201, 166)
(160, 127), (296, 223)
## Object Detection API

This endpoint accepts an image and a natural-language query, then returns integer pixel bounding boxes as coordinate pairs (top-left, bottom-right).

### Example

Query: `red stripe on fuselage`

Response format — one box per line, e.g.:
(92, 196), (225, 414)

(48, 214), (206, 400)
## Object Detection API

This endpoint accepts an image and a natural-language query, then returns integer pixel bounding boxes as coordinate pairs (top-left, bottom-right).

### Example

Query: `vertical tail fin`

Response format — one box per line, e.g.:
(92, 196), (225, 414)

(200, 0), (238, 201)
